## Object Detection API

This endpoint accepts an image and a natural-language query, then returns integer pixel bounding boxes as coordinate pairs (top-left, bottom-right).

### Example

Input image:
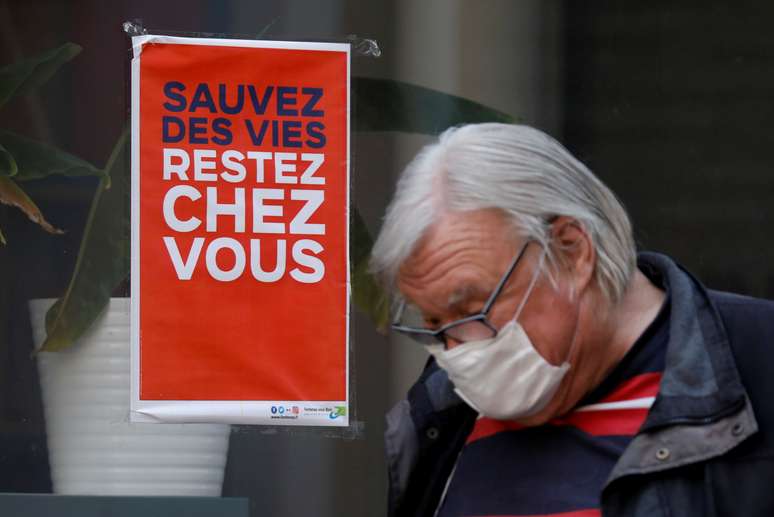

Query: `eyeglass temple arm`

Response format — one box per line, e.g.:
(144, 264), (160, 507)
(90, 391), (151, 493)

(481, 241), (531, 314)
(392, 299), (406, 325)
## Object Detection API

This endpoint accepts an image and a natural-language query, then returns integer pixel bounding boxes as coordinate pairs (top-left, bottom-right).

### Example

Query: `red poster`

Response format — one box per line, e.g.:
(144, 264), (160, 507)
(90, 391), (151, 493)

(130, 35), (350, 426)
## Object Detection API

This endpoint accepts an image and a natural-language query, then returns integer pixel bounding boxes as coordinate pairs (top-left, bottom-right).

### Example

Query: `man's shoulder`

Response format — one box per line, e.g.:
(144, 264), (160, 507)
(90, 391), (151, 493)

(709, 289), (774, 312)
(707, 289), (774, 440)
(707, 288), (774, 356)
(708, 289), (774, 344)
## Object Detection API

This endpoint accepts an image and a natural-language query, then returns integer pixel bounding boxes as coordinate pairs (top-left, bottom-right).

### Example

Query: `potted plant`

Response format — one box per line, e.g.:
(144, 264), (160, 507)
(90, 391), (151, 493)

(1, 40), (512, 496)
(2, 43), (232, 497)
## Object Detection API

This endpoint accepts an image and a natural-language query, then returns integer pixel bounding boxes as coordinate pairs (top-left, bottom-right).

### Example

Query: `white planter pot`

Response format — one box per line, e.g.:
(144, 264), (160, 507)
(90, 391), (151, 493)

(29, 298), (231, 496)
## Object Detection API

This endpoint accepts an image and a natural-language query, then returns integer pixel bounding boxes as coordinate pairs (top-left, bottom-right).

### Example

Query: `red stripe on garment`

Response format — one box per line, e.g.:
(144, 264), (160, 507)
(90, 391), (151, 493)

(473, 509), (601, 517)
(466, 372), (662, 445)
(596, 372), (662, 404)
(467, 406), (650, 444)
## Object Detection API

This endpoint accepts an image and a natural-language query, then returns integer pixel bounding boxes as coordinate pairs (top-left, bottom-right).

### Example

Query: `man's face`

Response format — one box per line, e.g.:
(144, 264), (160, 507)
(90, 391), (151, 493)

(396, 208), (579, 367)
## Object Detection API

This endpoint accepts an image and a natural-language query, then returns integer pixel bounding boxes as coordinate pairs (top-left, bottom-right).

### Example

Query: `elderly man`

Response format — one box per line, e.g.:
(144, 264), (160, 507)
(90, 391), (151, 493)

(370, 124), (774, 517)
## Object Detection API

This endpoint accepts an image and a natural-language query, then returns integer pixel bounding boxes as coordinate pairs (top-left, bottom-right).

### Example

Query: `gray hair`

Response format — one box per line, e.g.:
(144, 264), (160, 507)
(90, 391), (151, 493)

(369, 123), (636, 304)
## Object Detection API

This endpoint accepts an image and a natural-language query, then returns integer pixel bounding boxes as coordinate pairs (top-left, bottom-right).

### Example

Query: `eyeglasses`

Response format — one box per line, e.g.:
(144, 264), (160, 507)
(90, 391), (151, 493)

(391, 241), (532, 347)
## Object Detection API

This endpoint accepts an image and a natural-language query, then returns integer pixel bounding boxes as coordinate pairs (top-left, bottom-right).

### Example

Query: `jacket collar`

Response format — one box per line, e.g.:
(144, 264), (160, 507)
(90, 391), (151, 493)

(603, 252), (758, 490)
(637, 252), (748, 430)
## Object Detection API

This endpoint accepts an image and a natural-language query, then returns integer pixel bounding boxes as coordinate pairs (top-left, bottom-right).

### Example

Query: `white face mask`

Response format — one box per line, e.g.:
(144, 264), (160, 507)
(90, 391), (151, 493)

(426, 321), (570, 420)
(425, 253), (576, 420)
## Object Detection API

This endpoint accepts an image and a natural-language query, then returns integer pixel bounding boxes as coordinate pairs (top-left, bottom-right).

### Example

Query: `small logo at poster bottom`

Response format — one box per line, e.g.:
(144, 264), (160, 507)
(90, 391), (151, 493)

(329, 406), (347, 420)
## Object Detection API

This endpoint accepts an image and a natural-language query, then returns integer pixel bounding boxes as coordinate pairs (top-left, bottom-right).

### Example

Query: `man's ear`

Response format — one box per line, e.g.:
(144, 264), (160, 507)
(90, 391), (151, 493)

(550, 216), (595, 294)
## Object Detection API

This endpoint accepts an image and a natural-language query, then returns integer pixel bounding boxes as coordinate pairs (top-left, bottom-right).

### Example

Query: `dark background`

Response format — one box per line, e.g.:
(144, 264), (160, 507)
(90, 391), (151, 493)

(564, 2), (774, 297)
(1, 1), (772, 516)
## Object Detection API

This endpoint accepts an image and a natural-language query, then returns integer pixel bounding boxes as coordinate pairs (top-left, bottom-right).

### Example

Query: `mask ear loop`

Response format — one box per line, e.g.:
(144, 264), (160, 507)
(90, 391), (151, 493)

(559, 270), (585, 368)
(511, 249), (547, 323)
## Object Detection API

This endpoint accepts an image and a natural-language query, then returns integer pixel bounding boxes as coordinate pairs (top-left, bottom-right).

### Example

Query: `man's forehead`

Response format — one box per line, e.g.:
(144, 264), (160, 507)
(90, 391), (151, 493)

(415, 209), (509, 249)
(398, 258), (501, 317)
(400, 213), (514, 274)
(395, 209), (524, 309)
(400, 280), (490, 323)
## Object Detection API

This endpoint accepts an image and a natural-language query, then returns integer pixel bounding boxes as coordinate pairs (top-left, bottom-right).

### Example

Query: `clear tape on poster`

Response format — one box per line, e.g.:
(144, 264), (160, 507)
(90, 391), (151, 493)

(123, 20), (381, 59)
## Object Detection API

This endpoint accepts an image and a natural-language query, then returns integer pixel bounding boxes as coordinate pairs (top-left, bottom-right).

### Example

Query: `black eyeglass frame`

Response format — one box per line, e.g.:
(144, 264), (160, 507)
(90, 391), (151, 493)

(391, 241), (532, 347)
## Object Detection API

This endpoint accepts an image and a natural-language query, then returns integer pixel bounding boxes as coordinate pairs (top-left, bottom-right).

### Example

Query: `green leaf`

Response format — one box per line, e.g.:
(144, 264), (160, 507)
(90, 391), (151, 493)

(0, 176), (63, 236)
(0, 130), (104, 183)
(351, 208), (389, 331)
(41, 131), (128, 351)
(0, 143), (18, 177)
(0, 43), (82, 109)
(353, 77), (514, 134)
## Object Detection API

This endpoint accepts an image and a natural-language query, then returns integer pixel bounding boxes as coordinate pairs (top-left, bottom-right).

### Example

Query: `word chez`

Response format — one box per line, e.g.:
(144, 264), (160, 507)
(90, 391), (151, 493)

(161, 148), (328, 284)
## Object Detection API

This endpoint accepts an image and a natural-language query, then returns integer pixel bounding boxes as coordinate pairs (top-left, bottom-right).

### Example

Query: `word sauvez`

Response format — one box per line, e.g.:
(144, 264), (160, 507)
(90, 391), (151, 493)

(161, 82), (327, 147)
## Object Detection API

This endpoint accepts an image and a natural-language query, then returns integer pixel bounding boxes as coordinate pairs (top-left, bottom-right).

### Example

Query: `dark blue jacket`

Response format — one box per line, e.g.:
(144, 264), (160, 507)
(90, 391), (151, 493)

(385, 252), (774, 516)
